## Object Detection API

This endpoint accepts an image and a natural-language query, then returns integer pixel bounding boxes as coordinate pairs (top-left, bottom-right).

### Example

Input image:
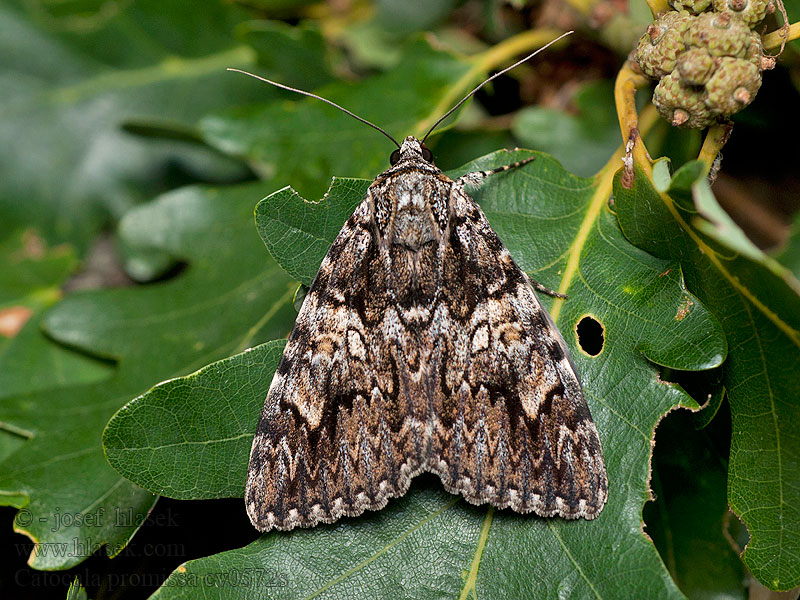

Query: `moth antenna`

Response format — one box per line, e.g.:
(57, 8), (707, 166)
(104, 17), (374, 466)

(421, 30), (574, 143)
(227, 68), (401, 149)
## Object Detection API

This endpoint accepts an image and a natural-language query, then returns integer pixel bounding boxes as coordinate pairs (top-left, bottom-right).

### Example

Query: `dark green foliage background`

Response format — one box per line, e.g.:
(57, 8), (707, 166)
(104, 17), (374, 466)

(1, 0), (799, 598)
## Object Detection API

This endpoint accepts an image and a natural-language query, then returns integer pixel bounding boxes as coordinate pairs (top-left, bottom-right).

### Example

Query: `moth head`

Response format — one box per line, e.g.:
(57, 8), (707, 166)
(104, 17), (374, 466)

(390, 136), (433, 166)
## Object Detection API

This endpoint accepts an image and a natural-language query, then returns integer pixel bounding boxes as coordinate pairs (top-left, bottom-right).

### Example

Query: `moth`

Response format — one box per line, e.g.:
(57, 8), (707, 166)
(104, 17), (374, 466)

(233, 32), (607, 533)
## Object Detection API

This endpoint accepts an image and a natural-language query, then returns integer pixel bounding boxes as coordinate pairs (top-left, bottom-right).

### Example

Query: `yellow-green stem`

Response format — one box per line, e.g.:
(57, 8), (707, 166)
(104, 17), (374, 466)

(614, 62), (653, 168)
(697, 123), (732, 175)
(763, 21), (800, 51)
(646, 0), (670, 16)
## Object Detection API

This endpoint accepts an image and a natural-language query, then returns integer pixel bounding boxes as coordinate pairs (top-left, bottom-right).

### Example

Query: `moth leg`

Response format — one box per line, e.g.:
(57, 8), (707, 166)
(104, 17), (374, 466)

(528, 277), (567, 299)
(454, 156), (536, 188)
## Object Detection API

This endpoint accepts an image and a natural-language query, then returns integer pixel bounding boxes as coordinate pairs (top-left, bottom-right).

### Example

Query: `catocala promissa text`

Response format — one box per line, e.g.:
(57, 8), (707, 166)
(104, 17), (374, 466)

(235, 35), (607, 532)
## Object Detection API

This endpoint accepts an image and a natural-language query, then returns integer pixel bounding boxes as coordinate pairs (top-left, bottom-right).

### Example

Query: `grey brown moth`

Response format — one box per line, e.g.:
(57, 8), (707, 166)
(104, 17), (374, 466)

(232, 31), (607, 532)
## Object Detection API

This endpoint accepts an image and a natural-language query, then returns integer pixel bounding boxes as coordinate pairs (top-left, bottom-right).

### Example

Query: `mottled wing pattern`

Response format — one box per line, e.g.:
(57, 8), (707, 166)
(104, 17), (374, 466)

(246, 196), (424, 532)
(247, 137), (607, 532)
(427, 183), (607, 519)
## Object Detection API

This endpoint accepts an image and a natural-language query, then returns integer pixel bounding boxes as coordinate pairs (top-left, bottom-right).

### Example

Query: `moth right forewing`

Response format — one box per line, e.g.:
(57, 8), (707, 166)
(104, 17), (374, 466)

(429, 184), (608, 519)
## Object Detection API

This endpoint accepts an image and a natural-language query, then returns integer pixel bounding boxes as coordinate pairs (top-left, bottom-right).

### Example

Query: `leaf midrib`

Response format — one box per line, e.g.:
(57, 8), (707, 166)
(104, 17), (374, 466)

(549, 149), (620, 323)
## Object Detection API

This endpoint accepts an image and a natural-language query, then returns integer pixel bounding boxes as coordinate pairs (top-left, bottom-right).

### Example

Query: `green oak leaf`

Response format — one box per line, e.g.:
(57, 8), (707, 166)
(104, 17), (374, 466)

(240, 20), (334, 91)
(0, 2), (329, 251)
(0, 229), (112, 465)
(108, 151), (727, 597)
(615, 165), (800, 591)
(104, 340), (288, 499)
(0, 182), (296, 570)
(0, 229), (112, 401)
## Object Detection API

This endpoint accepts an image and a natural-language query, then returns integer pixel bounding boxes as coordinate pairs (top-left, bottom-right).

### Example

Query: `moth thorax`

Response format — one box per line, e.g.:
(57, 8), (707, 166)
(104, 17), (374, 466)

(386, 174), (447, 250)
(392, 209), (438, 250)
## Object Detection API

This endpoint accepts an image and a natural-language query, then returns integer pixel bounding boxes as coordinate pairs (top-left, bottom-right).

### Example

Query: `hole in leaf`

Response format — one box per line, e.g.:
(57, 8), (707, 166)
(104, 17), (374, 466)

(576, 315), (604, 356)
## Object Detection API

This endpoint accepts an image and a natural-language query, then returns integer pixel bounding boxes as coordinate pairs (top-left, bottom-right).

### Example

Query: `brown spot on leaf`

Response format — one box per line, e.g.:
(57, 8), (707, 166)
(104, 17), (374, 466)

(675, 296), (694, 321)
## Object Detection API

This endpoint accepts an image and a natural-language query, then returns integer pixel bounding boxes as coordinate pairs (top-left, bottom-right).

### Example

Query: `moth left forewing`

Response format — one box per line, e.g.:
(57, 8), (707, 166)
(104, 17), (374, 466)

(429, 185), (607, 519)
(246, 189), (439, 532)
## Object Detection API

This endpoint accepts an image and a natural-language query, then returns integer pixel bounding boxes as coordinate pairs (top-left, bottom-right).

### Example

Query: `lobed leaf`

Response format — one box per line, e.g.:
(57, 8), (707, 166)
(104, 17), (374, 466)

(645, 406), (746, 599)
(0, 182), (296, 569)
(615, 165), (800, 591)
(113, 151), (728, 597)
(104, 340), (287, 499)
